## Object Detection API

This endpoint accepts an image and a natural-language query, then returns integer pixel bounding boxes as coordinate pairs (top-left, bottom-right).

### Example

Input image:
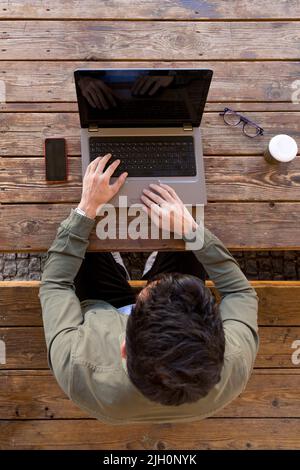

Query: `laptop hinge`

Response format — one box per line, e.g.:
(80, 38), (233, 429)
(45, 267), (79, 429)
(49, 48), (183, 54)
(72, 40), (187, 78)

(183, 123), (193, 131)
(88, 124), (99, 132)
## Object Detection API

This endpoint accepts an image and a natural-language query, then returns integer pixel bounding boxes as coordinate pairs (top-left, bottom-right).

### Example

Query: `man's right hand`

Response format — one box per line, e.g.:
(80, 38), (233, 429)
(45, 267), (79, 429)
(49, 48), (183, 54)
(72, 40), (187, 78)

(78, 154), (127, 219)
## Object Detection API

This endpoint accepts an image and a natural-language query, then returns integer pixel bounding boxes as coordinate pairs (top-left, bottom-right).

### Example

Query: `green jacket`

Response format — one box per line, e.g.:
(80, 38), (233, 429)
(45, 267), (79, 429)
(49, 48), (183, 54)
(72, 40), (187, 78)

(39, 209), (259, 424)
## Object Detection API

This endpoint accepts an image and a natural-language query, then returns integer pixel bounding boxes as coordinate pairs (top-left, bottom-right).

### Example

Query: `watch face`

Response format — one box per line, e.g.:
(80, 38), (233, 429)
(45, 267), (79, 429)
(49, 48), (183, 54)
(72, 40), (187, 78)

(75, 207), (95, 220)
(75, 208), (86, 216)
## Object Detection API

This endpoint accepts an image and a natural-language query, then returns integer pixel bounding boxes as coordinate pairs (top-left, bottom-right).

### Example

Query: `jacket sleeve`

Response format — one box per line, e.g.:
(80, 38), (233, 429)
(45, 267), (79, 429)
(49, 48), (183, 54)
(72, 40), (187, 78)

(39, 209), (95, 395)
(188, 226), (259, 378)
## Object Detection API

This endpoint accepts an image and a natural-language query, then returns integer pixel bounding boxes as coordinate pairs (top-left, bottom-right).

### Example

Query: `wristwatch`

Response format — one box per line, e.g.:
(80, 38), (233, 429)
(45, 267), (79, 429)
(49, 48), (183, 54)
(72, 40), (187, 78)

(74, 206), (95, 220)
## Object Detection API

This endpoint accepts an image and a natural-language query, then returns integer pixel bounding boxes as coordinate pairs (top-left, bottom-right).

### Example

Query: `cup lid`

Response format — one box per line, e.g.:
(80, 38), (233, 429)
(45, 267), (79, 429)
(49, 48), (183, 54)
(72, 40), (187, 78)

(269, 134), (298, 162)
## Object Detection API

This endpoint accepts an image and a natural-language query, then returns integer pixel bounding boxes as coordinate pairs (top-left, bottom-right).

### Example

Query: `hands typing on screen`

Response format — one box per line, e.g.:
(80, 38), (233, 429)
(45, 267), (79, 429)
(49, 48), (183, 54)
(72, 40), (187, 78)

(77, 76), (120, 109)
(77, 74), (175, 109)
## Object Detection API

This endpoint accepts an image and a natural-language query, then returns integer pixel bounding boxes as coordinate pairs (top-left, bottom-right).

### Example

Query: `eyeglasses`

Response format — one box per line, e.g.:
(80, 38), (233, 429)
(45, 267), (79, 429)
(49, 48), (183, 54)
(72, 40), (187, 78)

(219, 107), (264, 138)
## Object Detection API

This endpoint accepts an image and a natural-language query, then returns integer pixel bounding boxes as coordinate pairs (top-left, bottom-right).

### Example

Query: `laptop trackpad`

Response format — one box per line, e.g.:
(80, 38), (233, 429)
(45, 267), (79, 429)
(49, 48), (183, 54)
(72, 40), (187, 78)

(158, 180), (195, 185)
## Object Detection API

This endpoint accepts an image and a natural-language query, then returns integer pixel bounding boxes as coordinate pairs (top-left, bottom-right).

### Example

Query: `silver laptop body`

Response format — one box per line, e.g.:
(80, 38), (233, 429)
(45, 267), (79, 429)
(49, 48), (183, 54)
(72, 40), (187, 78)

(74, 68), (213, 206)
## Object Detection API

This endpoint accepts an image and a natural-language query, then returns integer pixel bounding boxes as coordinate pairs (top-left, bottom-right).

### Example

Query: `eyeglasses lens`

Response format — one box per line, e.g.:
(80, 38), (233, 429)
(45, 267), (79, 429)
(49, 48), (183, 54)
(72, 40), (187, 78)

(243, 122), (260, 137)
(223, 110), (241, 126)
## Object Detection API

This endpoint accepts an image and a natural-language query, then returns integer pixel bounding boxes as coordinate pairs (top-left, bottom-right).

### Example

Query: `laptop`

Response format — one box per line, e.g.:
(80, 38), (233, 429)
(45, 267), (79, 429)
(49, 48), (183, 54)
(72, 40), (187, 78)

(74, 68), (213, 206)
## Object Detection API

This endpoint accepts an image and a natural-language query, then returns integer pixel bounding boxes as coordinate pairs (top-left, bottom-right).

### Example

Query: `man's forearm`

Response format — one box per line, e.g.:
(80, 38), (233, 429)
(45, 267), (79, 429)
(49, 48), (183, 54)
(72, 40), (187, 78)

(41, 209), (95, 287)
(191, 227), (254, 296)
(39, 209), (95, 348)
(190, 226), (258, 335)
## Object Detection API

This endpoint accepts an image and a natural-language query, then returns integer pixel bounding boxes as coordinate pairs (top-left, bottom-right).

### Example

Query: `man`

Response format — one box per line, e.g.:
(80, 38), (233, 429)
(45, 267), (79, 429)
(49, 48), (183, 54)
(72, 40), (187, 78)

(39, 154), (258, 424)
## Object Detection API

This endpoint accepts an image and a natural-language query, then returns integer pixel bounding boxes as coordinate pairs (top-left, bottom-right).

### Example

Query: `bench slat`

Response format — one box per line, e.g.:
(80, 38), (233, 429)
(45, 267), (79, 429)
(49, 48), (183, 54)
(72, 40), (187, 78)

(0, 326), (298, 369)
(1, 418), (300, 450)
(1, 282), (300, 326)
(0, 370), (299, 419)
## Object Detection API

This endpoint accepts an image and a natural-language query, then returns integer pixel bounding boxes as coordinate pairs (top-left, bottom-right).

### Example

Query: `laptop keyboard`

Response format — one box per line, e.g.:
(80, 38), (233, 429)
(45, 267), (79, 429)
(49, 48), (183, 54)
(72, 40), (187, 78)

(89, 136), (197, 177)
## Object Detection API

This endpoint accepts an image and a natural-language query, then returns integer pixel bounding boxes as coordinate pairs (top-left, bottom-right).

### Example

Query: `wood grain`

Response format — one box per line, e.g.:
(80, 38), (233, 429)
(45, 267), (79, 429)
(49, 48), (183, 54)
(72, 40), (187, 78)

(1, 1), (300, 20)
(203, 112), (300, 156)
(249, 283), (300, 326)
(0, 21), (300, 60)
(1, 281), (300, 326)
(2, 156), (300, 203)
(1, 61), (300, 102)
(1, 202), (300, 251)
(0, 370), (299, 419)
(2, 101), (300, 113)
(218, 371), (300, 418)
(1, 418), (300, 450)
(0, 283), (42, 326)
(0, 158), (82, 204)
(205, 156), (300, 201)
(0, 112), (299, 157)
(0, 326), (298, 369)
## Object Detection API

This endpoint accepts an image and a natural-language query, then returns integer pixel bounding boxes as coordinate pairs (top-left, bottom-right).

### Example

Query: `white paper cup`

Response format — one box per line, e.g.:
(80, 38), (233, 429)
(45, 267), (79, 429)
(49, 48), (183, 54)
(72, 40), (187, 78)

(264, 134), (298, 164)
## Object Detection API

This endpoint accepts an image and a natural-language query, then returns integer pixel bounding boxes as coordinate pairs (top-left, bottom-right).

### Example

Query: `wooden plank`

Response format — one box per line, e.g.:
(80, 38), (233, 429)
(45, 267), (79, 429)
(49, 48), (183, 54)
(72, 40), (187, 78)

(259, 327), (300, 367)
(0, 418), (300, 450)
(0, 203), (185, 252)
(3, 280), (300, 287)
(208, 102), (300, 112)
(1, 1), (299, 20)
(0, 113), (80, 157)
(204, 102), (300, 112)
(0, 371), (85, 420)
(203, 112), (300, 156)
(2, 101), (300, 113)
(0, 370), (299, 419)
(1, 281), (300, 327)
(1, 202), (300, 251)
(219, 371), (300, 418)
(2, 156), (300, 203)
(0, 283), (42, 326)
(0, 61), (300, 103)
(0, 21), (299, 60)
(0, 327), (47, 369)
(0, 158), (82, 204)
(205, 157), (300, 202)
(255, 284), (300, 325)
(1, 112), (299, 157)
(0, 326), (298, 369)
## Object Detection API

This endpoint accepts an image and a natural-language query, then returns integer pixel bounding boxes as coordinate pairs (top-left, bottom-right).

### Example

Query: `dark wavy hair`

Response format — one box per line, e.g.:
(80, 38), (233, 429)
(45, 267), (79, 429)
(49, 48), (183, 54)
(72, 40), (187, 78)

(126, 273), (225, 406)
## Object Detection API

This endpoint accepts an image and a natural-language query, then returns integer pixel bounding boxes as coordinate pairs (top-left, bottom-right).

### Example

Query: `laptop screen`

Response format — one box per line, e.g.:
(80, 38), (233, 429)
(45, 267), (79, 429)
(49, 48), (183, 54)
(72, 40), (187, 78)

(74, 69), (213, 128)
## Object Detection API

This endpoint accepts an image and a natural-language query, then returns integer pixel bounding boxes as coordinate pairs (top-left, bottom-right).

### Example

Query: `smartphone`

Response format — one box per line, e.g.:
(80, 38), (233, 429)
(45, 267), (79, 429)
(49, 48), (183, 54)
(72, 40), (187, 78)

(44, 138), (67, 182)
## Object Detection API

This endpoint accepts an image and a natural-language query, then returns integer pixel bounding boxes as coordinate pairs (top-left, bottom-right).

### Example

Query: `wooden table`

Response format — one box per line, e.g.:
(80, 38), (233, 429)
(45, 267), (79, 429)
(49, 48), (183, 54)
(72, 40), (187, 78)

(0, 1), (300, 251)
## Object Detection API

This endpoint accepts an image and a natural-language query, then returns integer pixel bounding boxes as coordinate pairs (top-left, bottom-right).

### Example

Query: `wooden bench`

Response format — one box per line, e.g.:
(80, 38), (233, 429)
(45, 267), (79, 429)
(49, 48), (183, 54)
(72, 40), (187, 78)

(1, 280), (300, 450)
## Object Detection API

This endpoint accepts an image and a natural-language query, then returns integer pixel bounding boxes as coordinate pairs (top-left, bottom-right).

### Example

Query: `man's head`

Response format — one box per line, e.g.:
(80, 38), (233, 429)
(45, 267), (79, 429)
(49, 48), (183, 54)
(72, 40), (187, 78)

(124, 273), (225, 406)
